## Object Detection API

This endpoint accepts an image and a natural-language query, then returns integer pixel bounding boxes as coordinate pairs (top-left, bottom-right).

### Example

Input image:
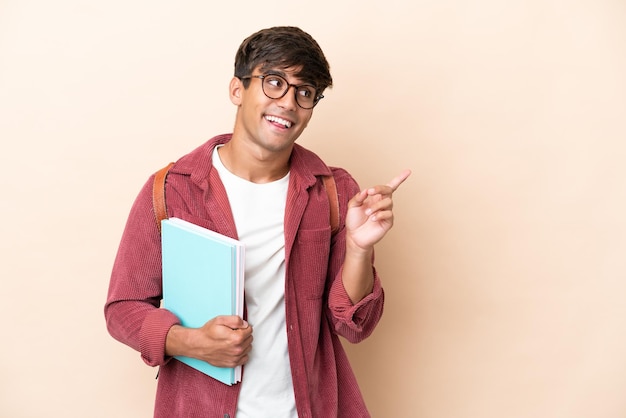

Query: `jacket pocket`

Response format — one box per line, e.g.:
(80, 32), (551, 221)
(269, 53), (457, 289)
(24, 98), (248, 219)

(293, 228), (331, 299)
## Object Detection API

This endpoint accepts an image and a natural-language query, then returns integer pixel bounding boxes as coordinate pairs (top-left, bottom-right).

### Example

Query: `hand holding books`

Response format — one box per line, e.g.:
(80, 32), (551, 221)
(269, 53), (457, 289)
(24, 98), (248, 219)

(165, 316), (253, 369)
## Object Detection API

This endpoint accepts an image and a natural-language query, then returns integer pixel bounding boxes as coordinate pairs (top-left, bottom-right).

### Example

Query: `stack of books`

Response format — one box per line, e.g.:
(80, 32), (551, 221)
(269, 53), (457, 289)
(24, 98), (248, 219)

(161, 217), (245, 385)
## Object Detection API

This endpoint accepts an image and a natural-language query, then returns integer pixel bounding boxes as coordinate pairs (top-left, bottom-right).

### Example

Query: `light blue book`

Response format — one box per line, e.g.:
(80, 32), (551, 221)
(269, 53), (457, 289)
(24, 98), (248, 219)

(161, 217), (245, 385)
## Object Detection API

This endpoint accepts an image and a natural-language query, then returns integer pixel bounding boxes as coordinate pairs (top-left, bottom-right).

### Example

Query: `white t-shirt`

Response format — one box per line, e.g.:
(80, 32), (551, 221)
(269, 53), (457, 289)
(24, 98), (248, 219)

(212, 147), (297, 418)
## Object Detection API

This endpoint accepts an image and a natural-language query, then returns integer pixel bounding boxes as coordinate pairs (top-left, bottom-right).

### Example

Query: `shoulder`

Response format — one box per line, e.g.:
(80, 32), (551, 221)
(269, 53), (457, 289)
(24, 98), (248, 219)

(329, 166), (357, 186)
(290, 143), (360, 194)
(169, 134), (232, 177)
(291, 144), (358, 187)
(290, 144), (333, 177)
(328, 166), (360, 204)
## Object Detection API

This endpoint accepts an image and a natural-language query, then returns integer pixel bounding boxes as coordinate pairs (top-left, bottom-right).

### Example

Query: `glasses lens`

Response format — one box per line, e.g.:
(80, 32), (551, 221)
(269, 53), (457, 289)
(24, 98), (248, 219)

(261, 75), (319, 109)
(262, 75), (288, 99)
(295, 86), (317, 109)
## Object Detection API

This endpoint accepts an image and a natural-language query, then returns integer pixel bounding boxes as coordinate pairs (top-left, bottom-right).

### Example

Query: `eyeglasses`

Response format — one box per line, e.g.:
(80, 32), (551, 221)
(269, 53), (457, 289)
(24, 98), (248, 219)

(240, 74), (323, 109)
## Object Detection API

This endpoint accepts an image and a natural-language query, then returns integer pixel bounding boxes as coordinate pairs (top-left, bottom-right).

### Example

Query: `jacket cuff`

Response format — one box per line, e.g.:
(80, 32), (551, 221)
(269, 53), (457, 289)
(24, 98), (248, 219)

(139, 308), (181, 366)
(329, 266), (384, 332)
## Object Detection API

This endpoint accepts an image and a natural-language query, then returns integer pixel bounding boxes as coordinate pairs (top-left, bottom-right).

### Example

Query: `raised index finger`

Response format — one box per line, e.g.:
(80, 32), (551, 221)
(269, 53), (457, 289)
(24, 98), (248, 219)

(387, 169), (412, 191)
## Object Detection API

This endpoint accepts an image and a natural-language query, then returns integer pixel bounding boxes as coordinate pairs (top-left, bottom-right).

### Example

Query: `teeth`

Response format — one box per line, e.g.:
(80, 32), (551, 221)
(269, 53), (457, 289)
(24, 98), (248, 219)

(265, 115), (292, 128)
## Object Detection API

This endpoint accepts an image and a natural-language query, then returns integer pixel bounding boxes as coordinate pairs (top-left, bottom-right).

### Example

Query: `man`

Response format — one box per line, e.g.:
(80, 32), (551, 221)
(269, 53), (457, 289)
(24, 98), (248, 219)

(105, 26), (410, 417)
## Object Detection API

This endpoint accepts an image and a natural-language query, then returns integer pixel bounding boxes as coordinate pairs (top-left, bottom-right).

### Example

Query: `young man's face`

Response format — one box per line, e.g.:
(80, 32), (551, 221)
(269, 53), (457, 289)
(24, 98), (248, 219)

(230, 66), (315, 156)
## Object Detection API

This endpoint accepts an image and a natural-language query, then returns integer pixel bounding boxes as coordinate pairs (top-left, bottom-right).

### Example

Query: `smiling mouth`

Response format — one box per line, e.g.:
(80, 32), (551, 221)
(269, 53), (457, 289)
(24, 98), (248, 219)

(265, 115), (293, 129)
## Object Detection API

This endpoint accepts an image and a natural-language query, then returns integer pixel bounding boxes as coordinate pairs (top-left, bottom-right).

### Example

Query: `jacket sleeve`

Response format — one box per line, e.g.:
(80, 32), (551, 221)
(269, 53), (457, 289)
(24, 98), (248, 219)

(326, 169), (385, 343)
(104, 175), (180, 367)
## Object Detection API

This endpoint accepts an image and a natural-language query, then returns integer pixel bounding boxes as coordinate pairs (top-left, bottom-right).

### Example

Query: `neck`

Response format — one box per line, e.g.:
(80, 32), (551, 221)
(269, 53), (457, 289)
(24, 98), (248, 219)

(218, 141), (291, 183)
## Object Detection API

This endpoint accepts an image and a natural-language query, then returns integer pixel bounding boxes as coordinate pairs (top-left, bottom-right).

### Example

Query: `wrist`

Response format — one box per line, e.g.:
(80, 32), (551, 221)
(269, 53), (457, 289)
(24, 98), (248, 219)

(345, 237), (374, 259)
(165, 324), (193, 357)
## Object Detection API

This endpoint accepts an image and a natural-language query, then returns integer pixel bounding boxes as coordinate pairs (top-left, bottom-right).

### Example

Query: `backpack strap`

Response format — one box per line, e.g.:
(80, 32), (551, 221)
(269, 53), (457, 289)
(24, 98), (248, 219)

(322, 174), (340, 236)
(152, 163), (340, 235)
(152, 162), (174, 232)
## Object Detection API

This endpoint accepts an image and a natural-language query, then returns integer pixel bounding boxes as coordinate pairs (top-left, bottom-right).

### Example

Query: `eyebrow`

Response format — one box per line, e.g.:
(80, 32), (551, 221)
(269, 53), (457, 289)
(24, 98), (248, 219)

(263, 69), (287, 78)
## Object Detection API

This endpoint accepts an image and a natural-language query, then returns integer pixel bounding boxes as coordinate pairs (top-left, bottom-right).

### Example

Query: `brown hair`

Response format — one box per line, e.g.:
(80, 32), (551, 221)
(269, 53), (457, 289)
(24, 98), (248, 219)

(234, 26), (333, 92)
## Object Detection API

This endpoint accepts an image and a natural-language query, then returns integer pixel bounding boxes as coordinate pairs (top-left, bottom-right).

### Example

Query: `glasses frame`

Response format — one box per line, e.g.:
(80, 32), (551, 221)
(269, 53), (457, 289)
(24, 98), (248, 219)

(240, 74), (324, 109)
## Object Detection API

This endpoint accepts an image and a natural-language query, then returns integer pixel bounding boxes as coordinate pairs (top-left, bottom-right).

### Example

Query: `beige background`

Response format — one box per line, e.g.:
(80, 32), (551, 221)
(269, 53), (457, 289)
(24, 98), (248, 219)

(1, 0), (625, 417)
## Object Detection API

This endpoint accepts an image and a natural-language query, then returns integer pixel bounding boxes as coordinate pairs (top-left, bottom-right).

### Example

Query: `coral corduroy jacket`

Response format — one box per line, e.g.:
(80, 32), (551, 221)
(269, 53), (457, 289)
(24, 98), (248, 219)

(105, 134), (384, 417)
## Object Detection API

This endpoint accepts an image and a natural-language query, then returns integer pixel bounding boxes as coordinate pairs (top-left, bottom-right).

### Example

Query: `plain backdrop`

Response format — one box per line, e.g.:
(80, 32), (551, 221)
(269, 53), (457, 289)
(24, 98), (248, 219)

(1, 1), (625, 417)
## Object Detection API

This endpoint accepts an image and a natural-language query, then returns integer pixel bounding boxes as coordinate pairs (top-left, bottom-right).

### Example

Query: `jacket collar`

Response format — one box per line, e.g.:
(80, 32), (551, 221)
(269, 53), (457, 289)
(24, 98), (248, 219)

(170, 134), (332, 190)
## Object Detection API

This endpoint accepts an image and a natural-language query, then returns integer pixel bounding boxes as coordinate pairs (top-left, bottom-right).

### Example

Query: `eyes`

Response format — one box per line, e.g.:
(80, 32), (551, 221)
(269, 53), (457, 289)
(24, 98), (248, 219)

(243, 73), (323, 109)
(264, 75), (316, 99)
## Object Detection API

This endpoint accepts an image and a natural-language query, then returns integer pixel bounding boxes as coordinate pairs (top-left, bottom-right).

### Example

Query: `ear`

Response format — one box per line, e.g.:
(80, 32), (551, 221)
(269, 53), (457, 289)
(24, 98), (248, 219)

(229, 77), (243, 106)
